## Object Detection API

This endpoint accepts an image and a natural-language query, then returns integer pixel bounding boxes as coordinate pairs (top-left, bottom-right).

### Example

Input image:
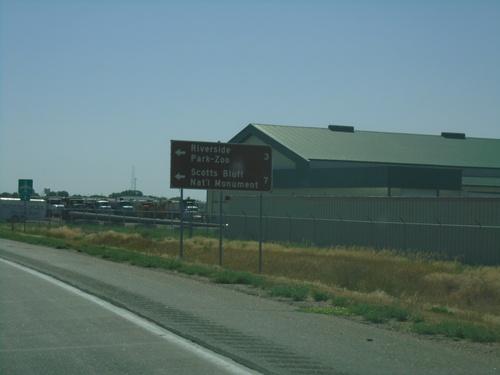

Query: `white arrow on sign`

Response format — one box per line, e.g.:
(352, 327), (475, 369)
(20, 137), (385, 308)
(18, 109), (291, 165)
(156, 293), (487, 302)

(175, 173), (186, 180)
(175, 149), (186, 157)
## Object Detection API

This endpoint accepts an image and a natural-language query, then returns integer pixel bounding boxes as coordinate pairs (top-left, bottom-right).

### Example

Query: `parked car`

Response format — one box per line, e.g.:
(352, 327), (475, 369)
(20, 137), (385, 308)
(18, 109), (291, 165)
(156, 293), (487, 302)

(182, 205), (204, 222)
(95, 200), (113, 213)
(46, 198), (65, 217)
(115, 201), (136, 216)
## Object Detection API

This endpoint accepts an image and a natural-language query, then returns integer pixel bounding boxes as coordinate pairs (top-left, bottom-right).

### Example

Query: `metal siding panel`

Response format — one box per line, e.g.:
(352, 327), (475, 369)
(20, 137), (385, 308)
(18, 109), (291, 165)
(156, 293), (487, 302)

(223, 196), (500, 264)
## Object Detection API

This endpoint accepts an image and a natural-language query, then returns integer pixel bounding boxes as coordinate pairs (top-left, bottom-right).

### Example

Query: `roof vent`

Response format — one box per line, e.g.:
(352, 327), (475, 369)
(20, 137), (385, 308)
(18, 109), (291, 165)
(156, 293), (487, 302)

(328, 125), (354, 133)
(441, 132), (466, 139)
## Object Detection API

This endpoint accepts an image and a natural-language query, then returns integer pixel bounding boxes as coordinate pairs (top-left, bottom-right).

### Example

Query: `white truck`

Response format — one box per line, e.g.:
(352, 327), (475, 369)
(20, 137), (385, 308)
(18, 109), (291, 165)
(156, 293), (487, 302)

(46, 198), (66, 217)
(0, 198), (47, 221)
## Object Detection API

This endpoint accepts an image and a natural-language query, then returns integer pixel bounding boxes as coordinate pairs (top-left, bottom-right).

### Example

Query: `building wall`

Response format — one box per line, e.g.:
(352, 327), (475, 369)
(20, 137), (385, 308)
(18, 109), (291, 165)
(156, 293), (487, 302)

(206, 187), (465, 216)
(463, 186), (500, 197)
(205, 135), (499, 226)
(212, 195), (500, 265)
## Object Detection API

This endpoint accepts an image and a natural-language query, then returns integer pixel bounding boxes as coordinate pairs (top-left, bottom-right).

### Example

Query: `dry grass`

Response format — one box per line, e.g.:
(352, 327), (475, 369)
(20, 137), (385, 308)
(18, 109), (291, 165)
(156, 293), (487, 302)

(31, 225), (88, 241)
(8, 225), (500, 327)
(142, 235), (500, 325)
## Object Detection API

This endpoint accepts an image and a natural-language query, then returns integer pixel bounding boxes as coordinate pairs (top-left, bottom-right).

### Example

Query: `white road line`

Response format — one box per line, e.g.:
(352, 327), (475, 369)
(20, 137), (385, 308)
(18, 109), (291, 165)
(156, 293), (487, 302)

(1, 258), (261, 375)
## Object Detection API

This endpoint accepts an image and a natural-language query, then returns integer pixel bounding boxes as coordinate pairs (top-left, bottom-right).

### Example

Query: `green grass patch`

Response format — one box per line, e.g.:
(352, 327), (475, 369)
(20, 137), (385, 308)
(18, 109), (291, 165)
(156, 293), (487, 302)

(331, 296), (350, 306)
(268, 284), (308, 301)
(179, 264), (215, 277)
(349, 303), (410, 323)
(429, 306), (454, 315)
(412, 321), (500, 343)
(211, 269), (266, 287)
(304, 304), (500, 343)
(301, 302), (410, 324)
(312, 290), (330, 302)
(300, 306), (352, 316)
(73, 244), (183, 270)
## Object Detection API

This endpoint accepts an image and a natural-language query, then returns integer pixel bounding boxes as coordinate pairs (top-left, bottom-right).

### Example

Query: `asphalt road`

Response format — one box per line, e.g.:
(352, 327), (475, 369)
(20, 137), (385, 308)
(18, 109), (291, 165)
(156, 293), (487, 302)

(0, 238), (498, 374)
(0, 258), (258, 375)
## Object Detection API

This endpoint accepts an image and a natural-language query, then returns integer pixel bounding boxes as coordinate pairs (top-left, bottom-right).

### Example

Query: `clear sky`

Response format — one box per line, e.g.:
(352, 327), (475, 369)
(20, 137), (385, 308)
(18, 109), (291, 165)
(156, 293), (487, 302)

(1, 0), (499, 201)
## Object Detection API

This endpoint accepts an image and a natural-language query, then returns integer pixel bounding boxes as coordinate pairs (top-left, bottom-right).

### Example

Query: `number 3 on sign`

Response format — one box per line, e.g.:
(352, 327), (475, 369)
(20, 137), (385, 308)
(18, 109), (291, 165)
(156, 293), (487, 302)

(264, 152), (270, 160)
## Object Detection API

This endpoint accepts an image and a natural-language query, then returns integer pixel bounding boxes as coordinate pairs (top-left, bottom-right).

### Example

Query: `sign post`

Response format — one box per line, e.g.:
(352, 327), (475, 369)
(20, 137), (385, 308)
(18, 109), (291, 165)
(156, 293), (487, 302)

(18, 179), (33, 232)
(170, 140), (272, 266)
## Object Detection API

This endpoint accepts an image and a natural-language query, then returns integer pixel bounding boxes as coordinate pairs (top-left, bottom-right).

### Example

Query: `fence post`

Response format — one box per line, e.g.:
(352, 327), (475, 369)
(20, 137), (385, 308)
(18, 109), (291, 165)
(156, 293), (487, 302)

(337, 215), (343, 245)
(367, 216), (373, 247)
(286, 213), (291, 243)
(242, 211), (247, 238)
(399, 216), (406, 250)
(310, 214), (316, 245)
(435, 217), (442, 254)
(264, 212), (268, 242)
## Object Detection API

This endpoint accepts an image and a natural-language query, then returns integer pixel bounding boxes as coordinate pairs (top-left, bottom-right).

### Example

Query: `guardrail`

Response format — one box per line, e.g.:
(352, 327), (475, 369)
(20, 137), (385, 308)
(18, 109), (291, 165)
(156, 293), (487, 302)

(63, 210), (224, 230)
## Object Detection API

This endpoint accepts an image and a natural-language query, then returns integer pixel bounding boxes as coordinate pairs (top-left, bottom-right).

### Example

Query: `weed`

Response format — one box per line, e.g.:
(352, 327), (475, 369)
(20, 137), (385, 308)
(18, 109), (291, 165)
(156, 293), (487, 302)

(268, 285), (308, 301)
(331, 297), (349, 307)
(211, 269), (265, 287)
(301, 303), (410, 324)
(312, 290), (330, 302)
(430, 306), (453, 315)
(179, 264), (214, 277)
(412, 314), (426, 324)
(300, 307), (351, 316)
(349, 303), (410, 323)
(412, 321), (500, 343)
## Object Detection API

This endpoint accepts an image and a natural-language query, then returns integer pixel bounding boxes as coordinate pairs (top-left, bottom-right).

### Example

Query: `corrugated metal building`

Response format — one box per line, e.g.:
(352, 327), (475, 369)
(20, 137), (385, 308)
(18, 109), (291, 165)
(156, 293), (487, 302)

(209, 123), (500, 201)
(204, 124), (500, 263)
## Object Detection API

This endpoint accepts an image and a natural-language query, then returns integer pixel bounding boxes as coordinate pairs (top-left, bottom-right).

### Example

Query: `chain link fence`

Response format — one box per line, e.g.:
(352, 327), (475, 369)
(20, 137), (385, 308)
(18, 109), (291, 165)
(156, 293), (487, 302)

(209, 196), (500, 265)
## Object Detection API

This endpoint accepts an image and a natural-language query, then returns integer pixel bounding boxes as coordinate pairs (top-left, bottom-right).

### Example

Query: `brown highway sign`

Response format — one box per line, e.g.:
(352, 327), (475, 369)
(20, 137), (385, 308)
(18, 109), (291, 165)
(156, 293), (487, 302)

(170, 140), (272, 191)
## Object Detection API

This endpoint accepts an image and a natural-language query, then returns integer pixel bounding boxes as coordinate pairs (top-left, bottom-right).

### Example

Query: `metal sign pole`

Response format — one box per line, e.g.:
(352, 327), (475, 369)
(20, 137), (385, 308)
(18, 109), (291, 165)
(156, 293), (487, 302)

(219, 190), (223, 267)
(24, 200), (27, 233)
(180, 189), (184, 259)
(259, 193), (263, 273)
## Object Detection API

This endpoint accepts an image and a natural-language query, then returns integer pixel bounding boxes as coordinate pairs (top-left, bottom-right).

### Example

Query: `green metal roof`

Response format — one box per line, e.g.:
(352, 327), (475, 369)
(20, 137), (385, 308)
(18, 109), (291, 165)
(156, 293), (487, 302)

(230, 124), (500, 169)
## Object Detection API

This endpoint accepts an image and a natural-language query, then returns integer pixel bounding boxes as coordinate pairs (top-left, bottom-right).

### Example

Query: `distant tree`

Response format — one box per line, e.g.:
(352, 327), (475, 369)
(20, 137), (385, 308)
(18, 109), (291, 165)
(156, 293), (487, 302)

(109, 190), (143, 198)
(46, 191), (68, 197)
(0, 192), (13, 198)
